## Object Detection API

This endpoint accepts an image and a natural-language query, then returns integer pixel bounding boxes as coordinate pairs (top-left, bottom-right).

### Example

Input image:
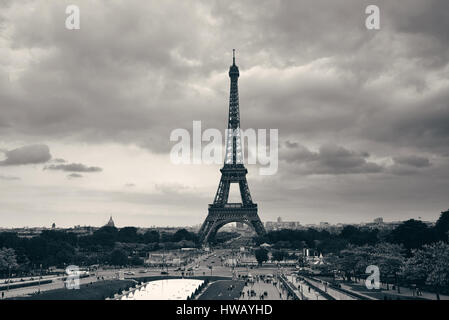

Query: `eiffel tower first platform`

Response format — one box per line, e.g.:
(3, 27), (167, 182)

(198, 50), (266, 244)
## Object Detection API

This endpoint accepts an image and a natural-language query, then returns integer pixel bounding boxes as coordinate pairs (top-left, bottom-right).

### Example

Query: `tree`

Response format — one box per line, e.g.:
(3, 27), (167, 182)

(339, 226), (379, 246)
(272, 250), (287, 262)
(109, 249), (128, 266)
(332, 245), (372, 281)
(0, 247), (18, 274)
(172, 229), (197, 243)
(91, 226), (118, 247)
(255, 248), (268, 266)
(118, 227), (139, 243)
(130, 255), (143, 266)
(371, 243), (405, 290)
(434, 209), (449, 242)
(389, 219), (435, 250)
(317, 238), (348, 254)
(402, 242), (449, 300)
(143, 230), (160, 243)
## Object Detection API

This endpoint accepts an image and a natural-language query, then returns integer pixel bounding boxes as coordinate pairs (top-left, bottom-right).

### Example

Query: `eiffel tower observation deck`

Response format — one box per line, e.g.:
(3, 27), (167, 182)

(198, 50), (266, 244)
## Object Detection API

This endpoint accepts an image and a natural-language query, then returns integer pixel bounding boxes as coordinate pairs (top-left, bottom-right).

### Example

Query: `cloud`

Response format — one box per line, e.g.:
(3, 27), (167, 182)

(0, 0), (448, 226)
(0, 0), (447, 157)
(0, 144), (51, 166)
(0, 174), (21, 181)
(67, 173), (83, 179)
(393, 155), (431, 168)
(281, 142), (383, 175)
(44, 163), (102, 173)
(155, 183), (189, 194)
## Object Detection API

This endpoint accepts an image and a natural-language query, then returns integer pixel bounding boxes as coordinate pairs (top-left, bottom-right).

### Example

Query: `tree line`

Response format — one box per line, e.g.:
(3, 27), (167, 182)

(254, 209), (449, 255)
(252, 209), (449, 299)
(0, 227), (198, 275)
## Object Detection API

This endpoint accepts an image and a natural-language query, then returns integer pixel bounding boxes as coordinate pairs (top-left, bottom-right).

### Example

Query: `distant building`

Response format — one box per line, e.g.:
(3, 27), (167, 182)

(236, 222), (245, 229)
(105, 216), (115, 228)
(265, 218), (301, 231)
(68, 225), (95, 236)
(374, 217), (384, 224)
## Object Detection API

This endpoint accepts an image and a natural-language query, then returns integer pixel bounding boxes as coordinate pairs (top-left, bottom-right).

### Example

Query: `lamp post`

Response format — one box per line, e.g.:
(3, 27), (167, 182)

(7, 265), (11, 291)
(38, 264), (42, 294)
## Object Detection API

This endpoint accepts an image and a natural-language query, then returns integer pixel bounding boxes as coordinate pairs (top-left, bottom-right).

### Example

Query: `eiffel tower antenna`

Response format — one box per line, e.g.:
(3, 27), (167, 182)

(198, 51), (266, 244)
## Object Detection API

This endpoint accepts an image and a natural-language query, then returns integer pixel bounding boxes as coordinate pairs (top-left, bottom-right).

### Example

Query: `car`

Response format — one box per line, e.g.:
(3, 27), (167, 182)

(124, 271), (135, 275)
(161, 271), (169, 275)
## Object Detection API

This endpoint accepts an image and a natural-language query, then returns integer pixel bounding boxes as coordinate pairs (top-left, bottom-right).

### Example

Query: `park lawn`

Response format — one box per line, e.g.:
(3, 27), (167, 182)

(198, 280), (245, 300)
(11, 280), (135, 300)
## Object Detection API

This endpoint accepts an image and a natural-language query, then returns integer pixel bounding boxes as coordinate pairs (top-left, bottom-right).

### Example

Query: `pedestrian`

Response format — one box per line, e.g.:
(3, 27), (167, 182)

(1, 291), (4, 300)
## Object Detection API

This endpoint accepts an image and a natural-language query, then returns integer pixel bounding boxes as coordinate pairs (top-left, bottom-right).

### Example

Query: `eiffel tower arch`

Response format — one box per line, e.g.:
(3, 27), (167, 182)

(198, 50), (266, 244)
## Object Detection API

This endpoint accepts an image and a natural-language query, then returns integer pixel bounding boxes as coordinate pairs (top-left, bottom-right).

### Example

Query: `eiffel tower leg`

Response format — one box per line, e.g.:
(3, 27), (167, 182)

(199, 220), (221, 244)
(198, 219), (213, 244)
(250, 218), (266, 236)
(239, 179), (253, 205)
(213, 178), (230, 205)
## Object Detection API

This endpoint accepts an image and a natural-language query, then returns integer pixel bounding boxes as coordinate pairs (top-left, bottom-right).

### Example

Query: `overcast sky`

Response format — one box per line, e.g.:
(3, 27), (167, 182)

(1, 0), (448, 228)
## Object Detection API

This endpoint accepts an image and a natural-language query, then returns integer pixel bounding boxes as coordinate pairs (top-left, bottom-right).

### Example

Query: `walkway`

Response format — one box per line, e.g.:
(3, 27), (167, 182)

(239, 278), (285, 300)
(287, 275), (326, 300)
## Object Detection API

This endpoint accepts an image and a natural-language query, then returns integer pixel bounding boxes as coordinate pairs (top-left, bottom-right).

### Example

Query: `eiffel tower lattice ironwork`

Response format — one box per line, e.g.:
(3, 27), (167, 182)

(198, 50), (266, 244)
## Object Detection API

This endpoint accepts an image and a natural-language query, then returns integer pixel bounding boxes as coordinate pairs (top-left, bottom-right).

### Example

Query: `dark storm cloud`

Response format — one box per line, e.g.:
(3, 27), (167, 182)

(387, 0), (449, 68)
(1, 0), (449, 225)
(0, 144), (51, 166)
(45, 163), (102, 173)
(281, 141), (383, 175)
(393, 155), (431, 168)
(1, 0), (447, 156)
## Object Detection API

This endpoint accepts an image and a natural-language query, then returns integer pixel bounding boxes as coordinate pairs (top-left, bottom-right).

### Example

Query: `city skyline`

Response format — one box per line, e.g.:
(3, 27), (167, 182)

(1, 0), (449, 228)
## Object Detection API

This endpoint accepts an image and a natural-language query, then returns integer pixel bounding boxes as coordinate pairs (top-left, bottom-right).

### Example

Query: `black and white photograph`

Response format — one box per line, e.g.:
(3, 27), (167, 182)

(0, 0), (448, 311)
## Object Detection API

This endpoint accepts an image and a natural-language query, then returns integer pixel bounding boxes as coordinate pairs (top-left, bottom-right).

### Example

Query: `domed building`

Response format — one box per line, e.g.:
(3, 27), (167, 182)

(105, 216), (115, 228)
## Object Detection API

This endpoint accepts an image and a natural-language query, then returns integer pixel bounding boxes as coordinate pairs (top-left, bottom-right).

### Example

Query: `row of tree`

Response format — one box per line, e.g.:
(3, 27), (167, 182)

(0, 227), (199, 274)
(323, 242), (449, 299)
(254, 210), (449, 254)
(0, 226), (241, 274)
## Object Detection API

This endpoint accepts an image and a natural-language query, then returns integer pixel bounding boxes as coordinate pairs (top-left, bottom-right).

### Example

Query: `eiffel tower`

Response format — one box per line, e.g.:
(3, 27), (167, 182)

(198, 50), (266, 244)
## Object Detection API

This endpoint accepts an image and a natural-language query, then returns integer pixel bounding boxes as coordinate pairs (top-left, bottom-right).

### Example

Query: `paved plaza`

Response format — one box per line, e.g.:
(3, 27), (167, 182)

(239, 279), (285, 300)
